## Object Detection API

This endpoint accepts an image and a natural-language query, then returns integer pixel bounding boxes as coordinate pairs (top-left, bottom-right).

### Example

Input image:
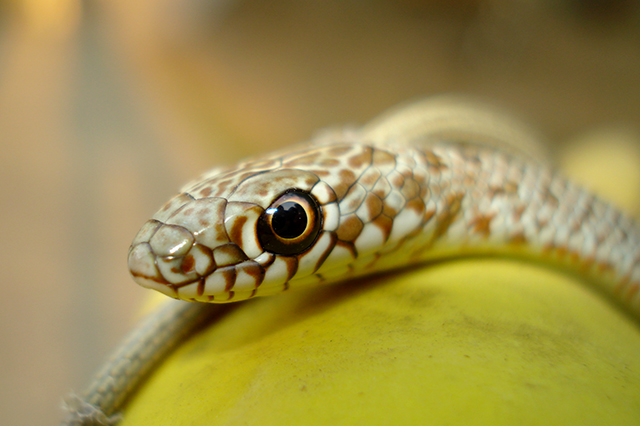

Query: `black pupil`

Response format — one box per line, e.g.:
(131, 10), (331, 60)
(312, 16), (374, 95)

(271, 201), (307, 239)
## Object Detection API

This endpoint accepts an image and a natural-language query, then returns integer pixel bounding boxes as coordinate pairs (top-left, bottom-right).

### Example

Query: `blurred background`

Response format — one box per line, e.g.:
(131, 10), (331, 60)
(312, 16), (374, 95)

(0, 1), (639, 424)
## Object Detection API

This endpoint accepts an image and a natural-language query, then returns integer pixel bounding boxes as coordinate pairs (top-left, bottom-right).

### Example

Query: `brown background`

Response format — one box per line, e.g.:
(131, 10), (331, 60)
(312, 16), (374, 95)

(0, 1), (639, 425)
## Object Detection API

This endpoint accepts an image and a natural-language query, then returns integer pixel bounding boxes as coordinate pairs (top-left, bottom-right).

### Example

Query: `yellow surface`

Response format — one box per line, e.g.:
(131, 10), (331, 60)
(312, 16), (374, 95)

(121, 259), (640, 425)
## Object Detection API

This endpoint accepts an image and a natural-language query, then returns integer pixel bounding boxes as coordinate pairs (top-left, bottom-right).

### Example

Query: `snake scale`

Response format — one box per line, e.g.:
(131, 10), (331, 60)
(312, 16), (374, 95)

(61, 97), (640, 425)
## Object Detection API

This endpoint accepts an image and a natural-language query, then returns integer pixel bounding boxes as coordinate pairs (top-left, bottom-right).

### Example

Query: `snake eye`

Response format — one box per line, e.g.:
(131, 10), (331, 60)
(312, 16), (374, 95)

(257, 190), (322, 255)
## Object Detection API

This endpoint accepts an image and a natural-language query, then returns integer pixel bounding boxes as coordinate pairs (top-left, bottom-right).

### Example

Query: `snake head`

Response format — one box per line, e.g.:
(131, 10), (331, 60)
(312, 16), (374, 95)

(128, 183), (325, 302)
(129, 143), (425, 302)
(128, 146), (351, 302)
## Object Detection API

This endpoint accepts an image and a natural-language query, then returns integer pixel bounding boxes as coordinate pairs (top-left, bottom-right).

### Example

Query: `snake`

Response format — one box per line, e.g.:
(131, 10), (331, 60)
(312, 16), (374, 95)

(61, 96), (640, 425)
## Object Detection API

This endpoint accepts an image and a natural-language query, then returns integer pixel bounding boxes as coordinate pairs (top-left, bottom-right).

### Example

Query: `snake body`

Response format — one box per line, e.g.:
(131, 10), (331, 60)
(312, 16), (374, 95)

(62, 97), (640, 425)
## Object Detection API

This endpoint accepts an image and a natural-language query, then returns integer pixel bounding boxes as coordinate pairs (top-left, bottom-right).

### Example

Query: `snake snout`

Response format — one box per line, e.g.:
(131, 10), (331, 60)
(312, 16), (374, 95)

(128, 220), (218, 298)
(128, 217), (268, 301)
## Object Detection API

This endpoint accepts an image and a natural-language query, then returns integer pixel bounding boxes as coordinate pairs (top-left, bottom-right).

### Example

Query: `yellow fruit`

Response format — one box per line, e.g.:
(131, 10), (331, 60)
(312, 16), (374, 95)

(121, 258), (640, 425)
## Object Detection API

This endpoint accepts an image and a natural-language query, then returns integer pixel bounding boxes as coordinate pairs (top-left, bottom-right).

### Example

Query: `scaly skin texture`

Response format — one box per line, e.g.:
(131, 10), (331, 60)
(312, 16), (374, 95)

(61, 97), (640, 425)
(129, 139), (640, 308)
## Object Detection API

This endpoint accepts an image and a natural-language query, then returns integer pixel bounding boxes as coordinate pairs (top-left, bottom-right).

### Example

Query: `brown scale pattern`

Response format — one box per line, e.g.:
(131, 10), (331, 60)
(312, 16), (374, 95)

(133, 137), (640, 318)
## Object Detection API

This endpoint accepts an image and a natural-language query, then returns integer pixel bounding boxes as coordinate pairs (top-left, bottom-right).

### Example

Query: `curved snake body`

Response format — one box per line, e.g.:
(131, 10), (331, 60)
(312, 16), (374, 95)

(62, 98), (640, 425)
